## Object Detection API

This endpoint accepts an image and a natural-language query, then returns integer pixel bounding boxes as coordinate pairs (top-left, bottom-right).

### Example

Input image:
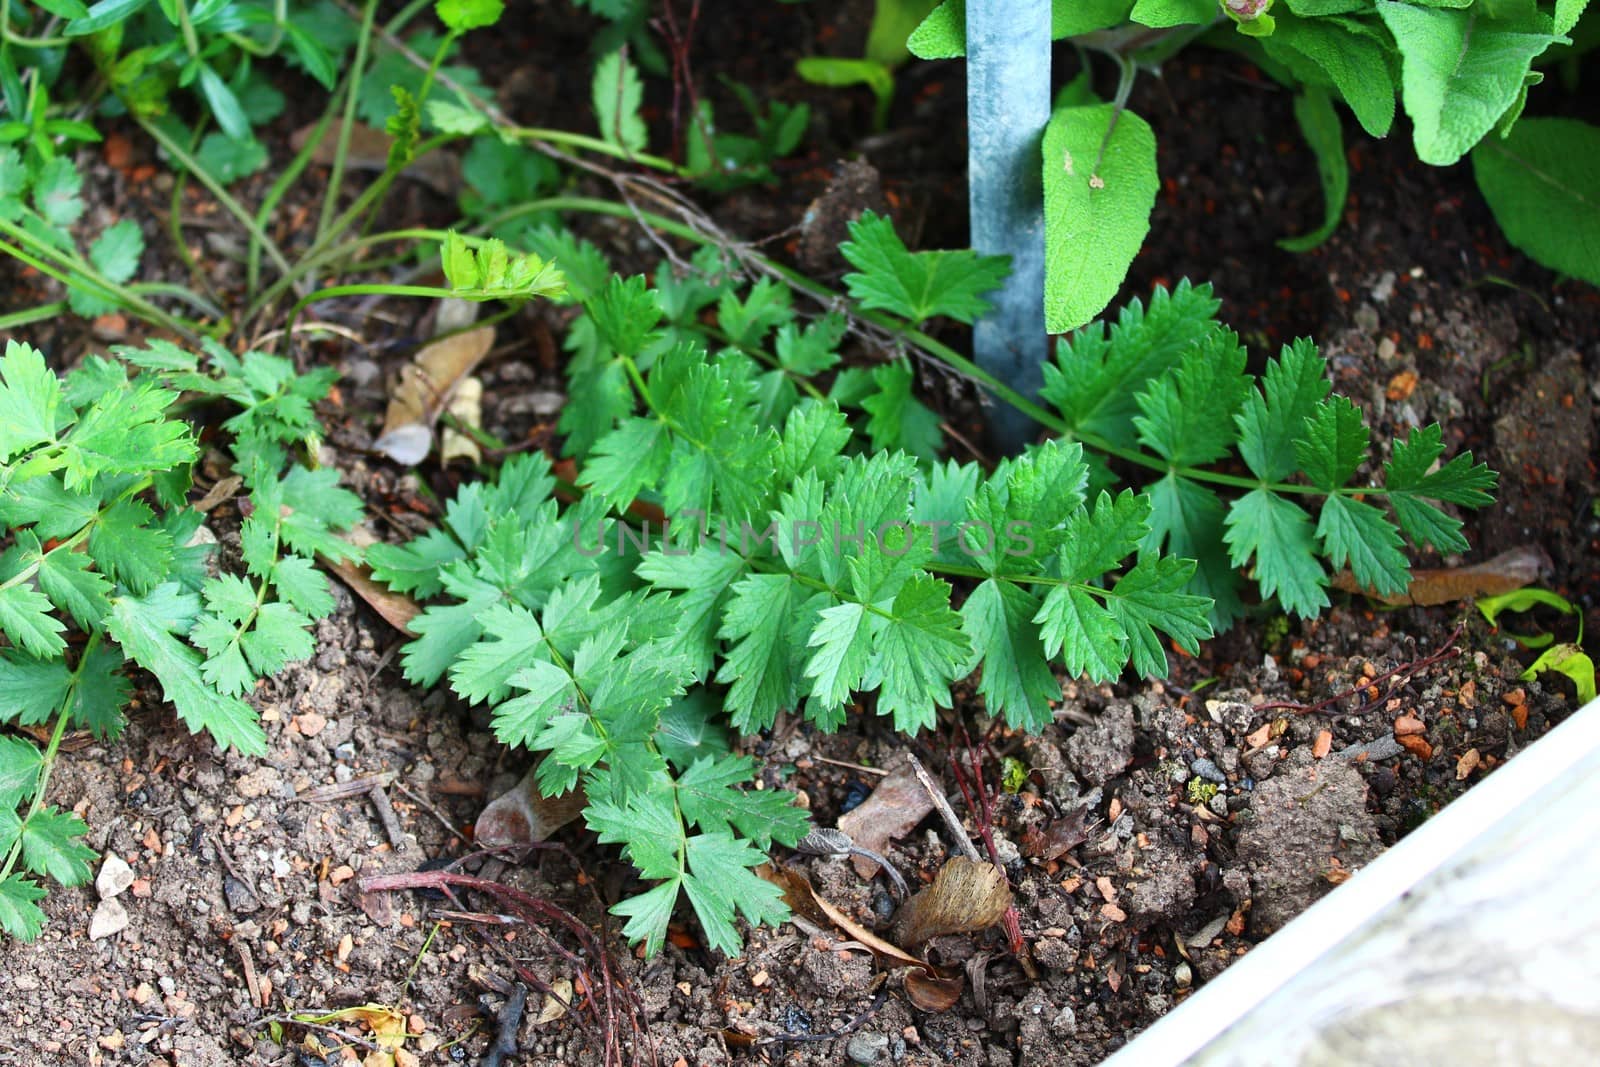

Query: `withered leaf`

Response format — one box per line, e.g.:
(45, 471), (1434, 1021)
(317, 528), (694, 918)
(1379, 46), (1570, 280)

(1330, 545), (1549, 606)
(837, 758), (934, 878)
(376, 325), (496, 467)
(475, 764), (587, 847)
(893, 856), (1013, 949)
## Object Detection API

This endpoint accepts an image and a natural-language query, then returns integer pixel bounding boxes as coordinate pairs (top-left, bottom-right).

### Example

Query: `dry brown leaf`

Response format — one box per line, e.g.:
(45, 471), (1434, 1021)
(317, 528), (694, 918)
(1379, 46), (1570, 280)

(533, 977), (573, 1025)
(439, 376), (483, 465)
(376, 326), (496, 466)
(903, 970), (963, 1012)
(759, 864), (927, 973)
(893, 856), (1013, 949)
(320, 528), (421, 637)
(474, 765), (586, 847)
(1330, 545), (1550, 606)
(837, 758), (934, 878)
(290, 120), (459, 194)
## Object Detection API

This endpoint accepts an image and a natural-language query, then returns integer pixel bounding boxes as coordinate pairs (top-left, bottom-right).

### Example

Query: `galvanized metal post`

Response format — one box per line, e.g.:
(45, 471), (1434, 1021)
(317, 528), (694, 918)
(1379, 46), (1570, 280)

(966, 0), (1050, 453)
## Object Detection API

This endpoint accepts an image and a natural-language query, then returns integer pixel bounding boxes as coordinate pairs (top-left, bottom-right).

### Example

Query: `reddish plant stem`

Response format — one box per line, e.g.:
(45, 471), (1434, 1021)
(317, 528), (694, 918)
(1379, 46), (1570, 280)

(947, 731), (1028, 964)
(359, 869), (646, 1066)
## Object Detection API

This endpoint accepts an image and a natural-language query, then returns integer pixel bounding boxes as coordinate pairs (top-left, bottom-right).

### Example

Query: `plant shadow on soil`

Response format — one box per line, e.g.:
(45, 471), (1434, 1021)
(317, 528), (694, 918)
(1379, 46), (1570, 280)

(0, 4), (1597, 1065)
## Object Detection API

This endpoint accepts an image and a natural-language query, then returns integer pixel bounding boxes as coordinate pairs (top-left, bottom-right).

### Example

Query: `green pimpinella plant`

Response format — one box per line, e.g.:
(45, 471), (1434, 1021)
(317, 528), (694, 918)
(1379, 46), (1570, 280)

(0, 338), (361, 940)
(365, 221), (1496, 956)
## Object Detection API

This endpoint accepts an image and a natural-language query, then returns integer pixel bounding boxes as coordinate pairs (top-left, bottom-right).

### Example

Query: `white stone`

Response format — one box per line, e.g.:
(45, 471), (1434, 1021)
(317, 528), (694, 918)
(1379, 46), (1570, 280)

(96, 854), (135, 900)
(88, 898), (129, 940)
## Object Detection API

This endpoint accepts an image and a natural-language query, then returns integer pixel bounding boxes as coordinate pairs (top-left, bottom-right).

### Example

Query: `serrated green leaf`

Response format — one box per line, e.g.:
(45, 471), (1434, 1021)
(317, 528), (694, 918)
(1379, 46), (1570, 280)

(1295, 395), (1370, 490)
(1043, 101), (1158, 333)
(194, 133), (268, 184)
(0, 584), (66, 659)
(804, 601), (871, 711)
(0, 874), (47, 940)
(1384, 424), (1497, 507)
(581, 417), (671, 509)
(587, 274), (663, 359)
(675, 754), (806, 847)
(1104, 557), (1211, 677)
(106, 591), (266, 755)
(36, 544), (112, 629)
(839, 211), (1009, 326)
(873, 574), (968, 733)
(1035, 584), (1125, 683)
(592, 49), (647, 153)
(861, 361), (942, 462)
(1143, 473), (1242, 629)
(19, 806), (96, 886)
(1318, 494), (1410, 595)
(611, 877), (678, 957)
(86, 499), (172, 594)
(0, 651), (72, 726)
(0, 340), (61, 459)
(87, 218), (144, 282)
(961, 578), (1058, 732)
(684, 831), (788, 954)
(1133, 330), (1249, 466)
(774, 313), (844, 375)
(1472, 118), (1600, 288)
(1236, 338), (1331, 482)
(1225, 488), (1328, 617)
(34, 156), (84, 227)
(1041, 281), (1219, 448)
(0, 735), (42, 808)
(493, 659), (577, 747)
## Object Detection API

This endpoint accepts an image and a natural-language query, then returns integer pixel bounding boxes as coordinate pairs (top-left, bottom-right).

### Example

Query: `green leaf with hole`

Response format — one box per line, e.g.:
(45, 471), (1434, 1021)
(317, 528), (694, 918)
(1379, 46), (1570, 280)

(1043, 101), (1158, 333)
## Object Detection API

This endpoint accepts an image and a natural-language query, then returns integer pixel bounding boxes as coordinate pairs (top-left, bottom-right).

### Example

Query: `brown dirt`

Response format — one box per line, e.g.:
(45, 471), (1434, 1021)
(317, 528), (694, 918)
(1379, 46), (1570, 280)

(1, 4), (1598, 1067)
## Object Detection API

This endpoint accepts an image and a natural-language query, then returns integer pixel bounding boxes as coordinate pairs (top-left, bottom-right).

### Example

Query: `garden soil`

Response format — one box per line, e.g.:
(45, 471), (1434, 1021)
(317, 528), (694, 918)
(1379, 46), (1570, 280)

(1, 5), (1597, 1066)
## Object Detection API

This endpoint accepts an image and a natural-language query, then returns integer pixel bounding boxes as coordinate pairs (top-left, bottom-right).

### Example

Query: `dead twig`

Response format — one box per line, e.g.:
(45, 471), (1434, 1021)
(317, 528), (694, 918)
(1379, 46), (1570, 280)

(479, 984), (527, 1067)
(905, 754), (982, 863)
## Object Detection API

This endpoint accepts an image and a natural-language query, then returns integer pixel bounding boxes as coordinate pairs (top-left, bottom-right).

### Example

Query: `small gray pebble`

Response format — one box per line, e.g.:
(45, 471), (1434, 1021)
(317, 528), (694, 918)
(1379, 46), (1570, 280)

(1208, 793), (1230, 817)
(1191, 758), (1226, 783)
(223, 875), (259, 914)
(333, 742), (357, 762)
(847, 1031), (890, 1065)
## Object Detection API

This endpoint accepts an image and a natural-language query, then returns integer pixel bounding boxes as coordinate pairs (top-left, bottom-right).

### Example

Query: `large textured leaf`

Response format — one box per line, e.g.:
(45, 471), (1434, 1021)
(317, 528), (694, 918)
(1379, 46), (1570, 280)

(1042, 101), (1158, 333)
(1472, 118), (1600, 287)
(1378, 2), (1559, 166)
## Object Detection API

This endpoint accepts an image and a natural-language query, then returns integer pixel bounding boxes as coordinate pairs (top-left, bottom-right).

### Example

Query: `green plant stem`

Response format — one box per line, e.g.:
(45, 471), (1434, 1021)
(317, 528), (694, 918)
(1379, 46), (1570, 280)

(383, 0), (433, 35)
(503, 127), (683, 175)
(248, 101), (335, 298)
(137, 115), (294, 280)
(316, 0), (380, 248)
(245, 134), (455, 322)
(173, 0), (202, 58)
(0, 651), (82, 884)
(0, 300), (65, 331)
(0, 227), (202, 341)
(1, 0), (67, 47)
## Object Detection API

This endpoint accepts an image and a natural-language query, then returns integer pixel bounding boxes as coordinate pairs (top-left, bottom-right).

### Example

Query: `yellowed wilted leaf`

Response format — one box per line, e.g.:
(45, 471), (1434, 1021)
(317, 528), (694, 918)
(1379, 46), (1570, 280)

(894, 856), (1012, 949)
(534, 977), (573, 1025)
